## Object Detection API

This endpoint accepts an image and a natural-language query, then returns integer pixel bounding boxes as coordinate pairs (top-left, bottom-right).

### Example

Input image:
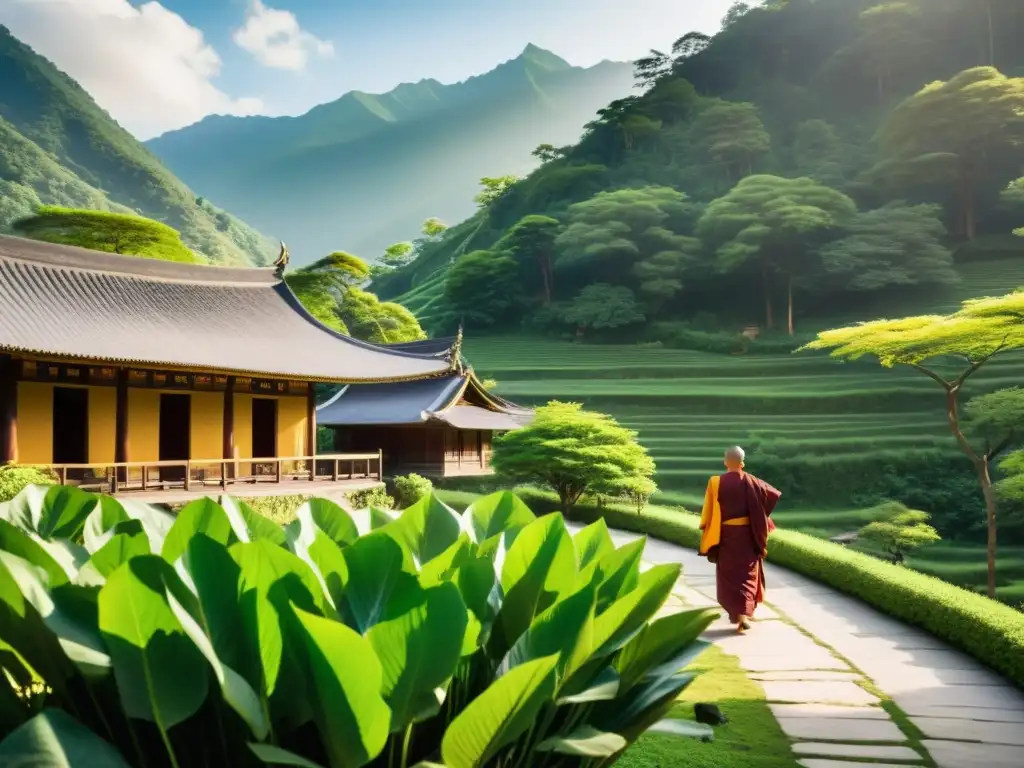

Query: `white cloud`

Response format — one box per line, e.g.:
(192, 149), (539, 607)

(0, 0), (263, 139)
(233, 0), (334, 71)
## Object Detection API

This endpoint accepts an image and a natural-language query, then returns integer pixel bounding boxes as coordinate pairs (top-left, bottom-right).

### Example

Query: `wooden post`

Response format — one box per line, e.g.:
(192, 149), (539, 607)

(377, 449), (383, 482)
(0, 355), (17, 464)
(306, 385), (316, 481)
(115, 368), (129, 484)
(223, 376), (235, 481)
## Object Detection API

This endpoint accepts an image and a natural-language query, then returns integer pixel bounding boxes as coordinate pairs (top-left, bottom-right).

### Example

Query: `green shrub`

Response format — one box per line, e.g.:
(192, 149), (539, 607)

(567, 505), (1024, 690)
(393, 473), (434, 508)
(0, 484), (717, 765)
(0, 463), (56, 501)
(243, 493), (311, 525)
(347, 484), (396, 510)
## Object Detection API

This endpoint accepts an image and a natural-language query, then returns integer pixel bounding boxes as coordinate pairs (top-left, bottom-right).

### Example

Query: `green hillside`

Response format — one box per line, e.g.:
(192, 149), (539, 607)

(145, 46), (634, 262)
(0, 25), (274, 266)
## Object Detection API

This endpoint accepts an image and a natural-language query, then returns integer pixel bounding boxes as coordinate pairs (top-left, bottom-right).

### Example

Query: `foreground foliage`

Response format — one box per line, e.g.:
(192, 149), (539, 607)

(0, 485), (715, 767)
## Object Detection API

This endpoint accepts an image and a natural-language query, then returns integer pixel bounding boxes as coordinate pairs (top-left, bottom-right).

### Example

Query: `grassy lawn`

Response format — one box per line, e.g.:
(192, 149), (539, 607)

(617, 646), (797, 768)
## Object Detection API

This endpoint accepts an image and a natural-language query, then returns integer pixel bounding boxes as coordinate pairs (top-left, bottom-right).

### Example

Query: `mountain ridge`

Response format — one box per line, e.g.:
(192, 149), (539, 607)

(145, 44), (634, 261)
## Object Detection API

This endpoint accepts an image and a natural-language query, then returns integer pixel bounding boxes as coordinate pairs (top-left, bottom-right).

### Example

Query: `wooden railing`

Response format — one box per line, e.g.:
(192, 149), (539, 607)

(26, 452), (383, 495)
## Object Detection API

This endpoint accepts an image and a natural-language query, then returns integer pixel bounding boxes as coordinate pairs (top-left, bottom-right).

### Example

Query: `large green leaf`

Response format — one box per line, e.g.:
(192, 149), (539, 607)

(592, 671), (697, 740)
(165, 581), (270, 739)
(615, 608), (716, 692)
(220, 496), (288, 546)
(289, 604), (391, 767)
(295, 498), (359, 547)
(594, 538), (645, 612)
(338, 532), (416, 634)
(0, 485), (95, 541)
(114, 498), (176, 555)
(535, 725), (627, 757)
(287, 522), (349, 614)
(368, 580), (467, 731)
(492, 513), (576, 656)
(498, 581), (596, 683)
(349, 506), (396, 537)
(464, 491), (535, 544)
(391, 494), (463, 565)
(249, 743), (326, 767)
(0, 519), (69, 586)
(97, 556), (209, 728)
(593, 564), (680, 656)
(231, 540), (325, 707)
(646, 718), (714, 741)
(79, 531), (151, 585)
(441, 655), (559, 768)
(572, 518), (615, 571)
(0, 709), (130, 767)
(418, 534), (472, 588)
(162, 498), (234, 563)
(81, 496), (132, 554)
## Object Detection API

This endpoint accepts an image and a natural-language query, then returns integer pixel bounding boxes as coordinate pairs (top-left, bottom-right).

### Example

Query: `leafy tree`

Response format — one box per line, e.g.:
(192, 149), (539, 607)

(633, 50), (672, 89)
(802, 291), (1024, 597)
(697, 175), (857, 334)
(443, 250), (524, 328)
(672, 32), (710, 61)
(1003, 178), (1024, 236)
(859, 505), (941, 564)
(381, 241), (414, 268)
(474, 176), (520, 208)
(12, 206), (199, 263)
(563, 284), (645, 336)
(421, 217), (448, 240)
(618, 476), (658, 515)
(495, 215), (561, 304)
(819, 203), (959, 291)
(792, 119), (847, 186)
(722, 2), (752, 29)
(491, 401), (656, 511)
(874, 67), (1024, 240)
(690, 102), (772, 183)
(556, 187), (699, 303)
(339, 287), (426, 343)
(305, 251), (371, 287)
(531, 144), (568, 163)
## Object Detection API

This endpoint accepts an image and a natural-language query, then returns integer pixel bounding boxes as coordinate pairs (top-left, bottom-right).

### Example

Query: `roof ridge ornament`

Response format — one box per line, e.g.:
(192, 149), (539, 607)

(447, 322), (465, 373)
(273, 242), (290, 278)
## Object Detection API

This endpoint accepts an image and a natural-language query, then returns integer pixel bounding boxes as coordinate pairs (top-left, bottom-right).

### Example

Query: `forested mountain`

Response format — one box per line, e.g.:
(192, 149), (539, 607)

(146, 45), (634, 263)
(375, 0), (1024, 341)
(0, 26), (275, 266)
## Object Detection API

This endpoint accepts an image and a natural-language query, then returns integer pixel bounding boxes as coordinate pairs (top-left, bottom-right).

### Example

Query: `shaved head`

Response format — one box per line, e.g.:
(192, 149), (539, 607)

(724, 446), (745, 470)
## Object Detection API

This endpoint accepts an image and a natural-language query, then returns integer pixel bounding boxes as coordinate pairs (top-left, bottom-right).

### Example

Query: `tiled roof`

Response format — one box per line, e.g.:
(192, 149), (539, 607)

(0, 235), (450, 382)
(382, 337), (457, 357)
(317, 371), (532, 430)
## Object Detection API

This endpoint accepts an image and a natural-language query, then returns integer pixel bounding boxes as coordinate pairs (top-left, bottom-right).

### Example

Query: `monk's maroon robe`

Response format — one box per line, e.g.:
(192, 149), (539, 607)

(715, 471), (781, 621)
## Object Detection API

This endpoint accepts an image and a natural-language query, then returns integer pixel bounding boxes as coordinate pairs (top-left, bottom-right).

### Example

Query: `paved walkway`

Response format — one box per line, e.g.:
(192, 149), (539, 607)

(601, 526), (1024, 768)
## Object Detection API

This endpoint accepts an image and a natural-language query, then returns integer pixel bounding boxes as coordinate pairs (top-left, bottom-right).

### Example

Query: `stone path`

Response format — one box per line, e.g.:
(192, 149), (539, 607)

(599, 526), (1024, 768)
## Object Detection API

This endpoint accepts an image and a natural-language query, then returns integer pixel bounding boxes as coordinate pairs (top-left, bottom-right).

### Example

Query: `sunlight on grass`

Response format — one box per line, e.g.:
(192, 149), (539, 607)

(618, 646), (797, 768)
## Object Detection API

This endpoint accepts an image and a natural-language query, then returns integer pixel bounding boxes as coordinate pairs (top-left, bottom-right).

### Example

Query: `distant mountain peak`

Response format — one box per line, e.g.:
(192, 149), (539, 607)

(518, 43), (572, 71)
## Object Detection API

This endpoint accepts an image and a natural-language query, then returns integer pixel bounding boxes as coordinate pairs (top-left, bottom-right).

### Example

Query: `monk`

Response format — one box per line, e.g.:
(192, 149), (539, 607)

(698, 446), (781, 634)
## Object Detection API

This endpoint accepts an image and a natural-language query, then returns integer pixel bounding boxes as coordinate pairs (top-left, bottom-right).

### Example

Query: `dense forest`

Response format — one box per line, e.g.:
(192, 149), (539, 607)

(374, 0), (1024, 345)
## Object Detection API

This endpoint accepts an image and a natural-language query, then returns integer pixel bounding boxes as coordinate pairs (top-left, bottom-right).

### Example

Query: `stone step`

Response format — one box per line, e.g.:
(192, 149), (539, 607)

(793, 742), (922, 762)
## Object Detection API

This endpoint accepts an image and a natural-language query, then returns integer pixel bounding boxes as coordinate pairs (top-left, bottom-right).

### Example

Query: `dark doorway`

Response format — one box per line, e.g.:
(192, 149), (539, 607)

(159, 394), (191, 483)
(52, 387), (88, 470)
(252, 398), (277, 476)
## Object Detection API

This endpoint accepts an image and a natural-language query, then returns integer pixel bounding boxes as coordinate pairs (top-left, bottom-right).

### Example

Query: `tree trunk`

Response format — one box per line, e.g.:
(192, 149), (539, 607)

(762, 262), (774, 329)
(959, 162), (977, 240)
(786, 274), (794, 336)
(976, 457), (999, 599)
(539, 257), (552, 305)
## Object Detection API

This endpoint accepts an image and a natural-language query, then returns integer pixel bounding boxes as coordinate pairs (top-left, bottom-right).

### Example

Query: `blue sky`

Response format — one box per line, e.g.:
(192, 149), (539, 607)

(0, 0), (735, 138)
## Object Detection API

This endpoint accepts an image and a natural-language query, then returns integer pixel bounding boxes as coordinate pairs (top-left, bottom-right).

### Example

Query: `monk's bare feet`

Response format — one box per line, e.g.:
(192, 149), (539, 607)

(736, 616), (752, 634)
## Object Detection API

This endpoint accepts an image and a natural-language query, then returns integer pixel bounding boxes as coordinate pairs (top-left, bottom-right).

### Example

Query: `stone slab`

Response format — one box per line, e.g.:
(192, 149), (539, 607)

(761, 680), (878, 706)
(922, 739), (1024, 768)
(911, 716), (1024, 746)
(777, 716), (906, 742)
(793, 742), (921, 761)
(771, 704), (889, 721)
(799, 762), (924, 768)
(752, 671), (861, 682)
(898, 705), (1024, 723)
(741, 657), (850, 673)
(893, 685), (1024, 712)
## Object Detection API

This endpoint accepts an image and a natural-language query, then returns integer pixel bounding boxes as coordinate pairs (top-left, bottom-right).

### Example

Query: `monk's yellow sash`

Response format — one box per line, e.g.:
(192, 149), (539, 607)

(699, 475), (721, 555)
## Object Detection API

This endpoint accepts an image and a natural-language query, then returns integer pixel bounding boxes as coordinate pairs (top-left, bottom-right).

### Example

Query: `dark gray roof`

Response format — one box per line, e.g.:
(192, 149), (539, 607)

(317, 371), (532, 430)
(0, 235), (450, 382)
(383, 337), (457, 357)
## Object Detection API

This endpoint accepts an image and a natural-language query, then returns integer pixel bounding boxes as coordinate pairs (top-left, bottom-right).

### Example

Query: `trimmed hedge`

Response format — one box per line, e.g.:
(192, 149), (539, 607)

(568, 504), (1024, 690)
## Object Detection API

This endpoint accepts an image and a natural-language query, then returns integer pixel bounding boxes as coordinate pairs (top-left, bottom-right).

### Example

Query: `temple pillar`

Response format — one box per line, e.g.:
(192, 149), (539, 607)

(115, 368), (129, 484)
(306, 385), (316, 480)
(0, 355), (18, 464)
(223, 376), (235, 479)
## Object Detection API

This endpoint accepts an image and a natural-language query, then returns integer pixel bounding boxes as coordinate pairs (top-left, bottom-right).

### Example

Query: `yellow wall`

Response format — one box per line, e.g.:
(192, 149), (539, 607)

(88, 387), (116, 464)
(127, 389), (160, 468)
(190, 392), (223, 461)
(16, 382), (53, 464)
(277, 396), (308, 458)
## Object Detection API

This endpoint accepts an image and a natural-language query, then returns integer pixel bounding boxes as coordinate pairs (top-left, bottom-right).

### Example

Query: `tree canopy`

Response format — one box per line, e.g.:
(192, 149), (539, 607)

(491, 401), (656, 511)
(12, 207), (200, 263)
